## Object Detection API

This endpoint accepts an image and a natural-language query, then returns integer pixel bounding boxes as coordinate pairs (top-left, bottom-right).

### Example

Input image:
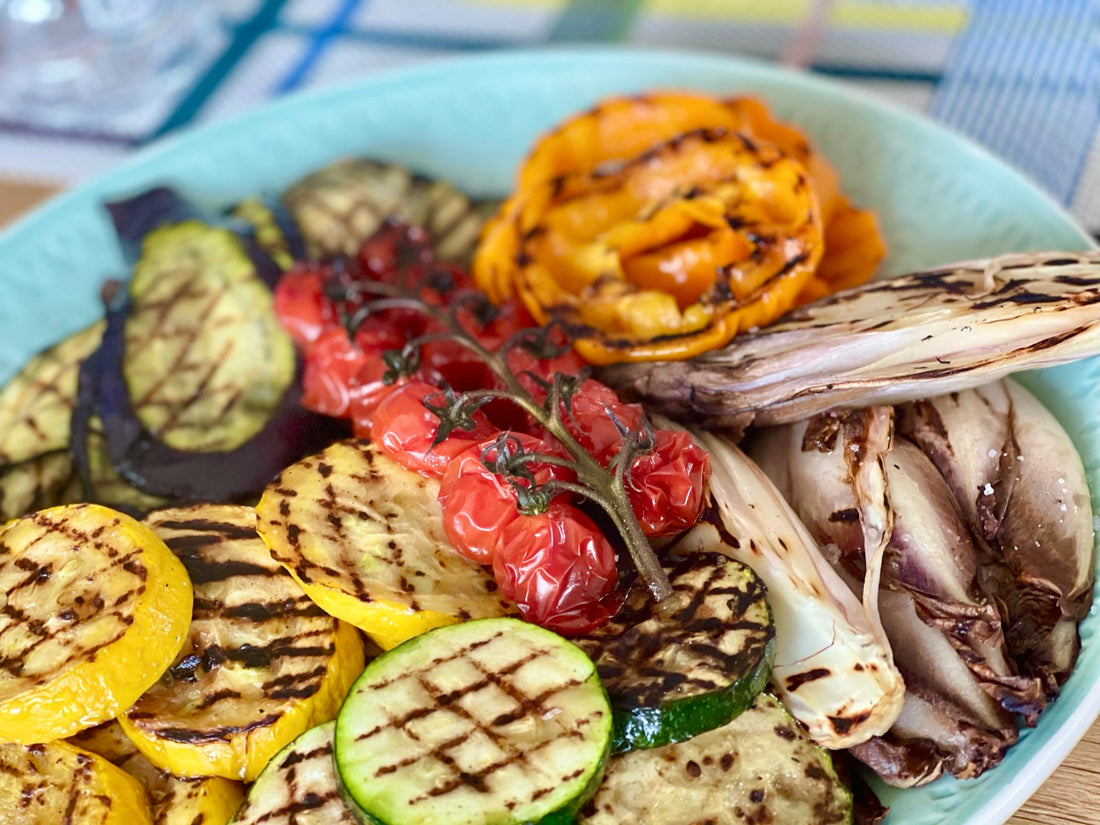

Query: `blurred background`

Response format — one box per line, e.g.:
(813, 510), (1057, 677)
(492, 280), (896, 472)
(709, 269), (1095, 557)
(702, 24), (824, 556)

(0, 0), (1098, 236)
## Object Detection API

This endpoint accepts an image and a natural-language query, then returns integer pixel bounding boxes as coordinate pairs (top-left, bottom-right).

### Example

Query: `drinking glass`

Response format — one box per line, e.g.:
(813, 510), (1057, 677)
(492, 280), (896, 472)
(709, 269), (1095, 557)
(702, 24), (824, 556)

(0, 0), (219, 129)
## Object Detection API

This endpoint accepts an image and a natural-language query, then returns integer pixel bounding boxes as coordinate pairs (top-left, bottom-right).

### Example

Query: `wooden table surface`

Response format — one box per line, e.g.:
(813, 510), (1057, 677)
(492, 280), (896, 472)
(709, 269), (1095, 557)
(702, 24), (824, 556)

(1, 179), (1098, 824)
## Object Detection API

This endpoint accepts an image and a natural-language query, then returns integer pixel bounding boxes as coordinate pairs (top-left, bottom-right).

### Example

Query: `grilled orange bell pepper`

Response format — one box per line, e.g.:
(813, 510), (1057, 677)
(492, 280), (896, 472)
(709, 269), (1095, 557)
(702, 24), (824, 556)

(474, 91), (885, 363)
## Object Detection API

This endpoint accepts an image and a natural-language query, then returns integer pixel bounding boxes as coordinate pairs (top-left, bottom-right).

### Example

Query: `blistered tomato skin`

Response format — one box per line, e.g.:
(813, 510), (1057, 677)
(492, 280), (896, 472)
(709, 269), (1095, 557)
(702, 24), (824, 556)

(626, 429), (711, 537)
(273, 264), (340, 352)
(492, 503), (620, 636)
(438, 434), (576, 564)
(370, 379), (499, 477)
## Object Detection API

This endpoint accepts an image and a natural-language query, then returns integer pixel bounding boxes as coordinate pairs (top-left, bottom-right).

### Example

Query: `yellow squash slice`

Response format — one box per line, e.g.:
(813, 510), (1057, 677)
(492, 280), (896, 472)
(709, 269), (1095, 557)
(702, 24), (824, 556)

(0, 739), (153, 825)
(71, 721), (245, 825)
(0, 503), (193, 744)
(119, 504), (366, 781)
(254, 440), (516, 650)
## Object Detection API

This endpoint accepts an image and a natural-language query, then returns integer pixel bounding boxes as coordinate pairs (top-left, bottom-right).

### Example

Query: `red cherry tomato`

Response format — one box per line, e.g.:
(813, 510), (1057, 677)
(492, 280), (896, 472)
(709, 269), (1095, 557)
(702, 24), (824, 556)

(493, 502), (620, 635)
(438, 434), (574, 564)
(370, 379), (498, 477)
(274, 264), (340, 352)
(625, 429), (711, 537)
(562, 379), (647, 464)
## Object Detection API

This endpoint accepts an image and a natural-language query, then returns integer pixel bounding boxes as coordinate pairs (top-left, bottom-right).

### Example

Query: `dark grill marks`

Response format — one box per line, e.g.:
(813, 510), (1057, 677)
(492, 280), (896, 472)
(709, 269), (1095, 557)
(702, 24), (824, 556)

(132, 505), (345, 741)
(0, 510), (147, 681)
(355, 632), (594, 807)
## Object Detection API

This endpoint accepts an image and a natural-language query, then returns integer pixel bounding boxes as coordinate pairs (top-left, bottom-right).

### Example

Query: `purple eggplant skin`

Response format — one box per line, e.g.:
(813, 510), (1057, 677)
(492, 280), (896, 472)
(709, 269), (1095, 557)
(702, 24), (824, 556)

(106, 186), (285, 288)
(898, 379), (1095, 694)
(70, 282), (348, 513)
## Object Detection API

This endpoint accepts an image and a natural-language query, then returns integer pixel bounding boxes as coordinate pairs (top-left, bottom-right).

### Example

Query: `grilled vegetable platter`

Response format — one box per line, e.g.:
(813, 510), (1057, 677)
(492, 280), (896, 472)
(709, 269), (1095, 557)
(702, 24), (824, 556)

(1, 54), (1099, 825)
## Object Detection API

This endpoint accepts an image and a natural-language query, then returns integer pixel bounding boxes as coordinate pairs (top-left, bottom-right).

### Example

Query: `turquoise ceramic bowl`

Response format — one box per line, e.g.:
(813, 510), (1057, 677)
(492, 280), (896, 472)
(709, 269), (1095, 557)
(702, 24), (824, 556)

(0, 48), (1096, 825)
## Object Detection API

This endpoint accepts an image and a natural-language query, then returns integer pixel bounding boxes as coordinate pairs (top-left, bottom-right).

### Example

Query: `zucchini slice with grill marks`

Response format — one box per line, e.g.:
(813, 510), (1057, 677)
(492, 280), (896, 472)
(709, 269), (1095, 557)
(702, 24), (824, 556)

(0, 320), (104, 467)
(255, 440), (516, 651)
(0, 503), (193, 744)
(0, 740), (153, 825)
(231, 721), (359, 825)
(70, 720), (245, 825)
(579, 693), (853, 825)
(0, 451), (83, 521)
(282, 159), (495, 264)
(118, 504), (366, 782)
(334, 617), (612, 825)
(575, 540), (774, 753)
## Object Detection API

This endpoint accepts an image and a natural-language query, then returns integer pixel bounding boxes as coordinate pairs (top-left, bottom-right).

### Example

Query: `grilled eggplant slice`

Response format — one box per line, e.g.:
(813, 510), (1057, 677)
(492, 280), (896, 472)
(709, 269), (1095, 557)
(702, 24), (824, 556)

(576, 544), (774, 753)
(0, 740), (153, 825)
(122, 221), (295, 452)
(282, 159), (494, 264)
(0, 320), (104, 466)
(119, 504), (366, 782)
(579, 693), (852, 825)
(71, 720), (245, 825)
(0, 504), (192, 744)
(231, 721), (359, 825)
(334, 617), (612, 825)
(255, 439), (516, 650)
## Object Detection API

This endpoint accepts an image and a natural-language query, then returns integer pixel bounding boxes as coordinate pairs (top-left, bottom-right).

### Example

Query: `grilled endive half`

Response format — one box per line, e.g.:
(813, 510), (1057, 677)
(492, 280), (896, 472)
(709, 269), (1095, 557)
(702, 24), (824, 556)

(71, 720), (245, 825)
(255, 440), (516, 650)
(687, 431), (905, 750)
(0, 740), (153, 825)
(601, 251), (1100, 431)
(119, 504), (366, 781)
(0, 503), (193, 744)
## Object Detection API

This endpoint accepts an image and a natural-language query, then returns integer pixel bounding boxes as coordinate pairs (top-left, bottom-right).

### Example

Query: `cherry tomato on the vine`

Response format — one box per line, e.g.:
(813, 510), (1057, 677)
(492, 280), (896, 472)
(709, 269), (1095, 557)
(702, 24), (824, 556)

(562, 379), (646, 464)
(492, 502), (620, 636)
(438, 434), (574, 565)
(625, 429), (711, 537)
(370, 379), (498, 477)
(273, 264), (341, 352)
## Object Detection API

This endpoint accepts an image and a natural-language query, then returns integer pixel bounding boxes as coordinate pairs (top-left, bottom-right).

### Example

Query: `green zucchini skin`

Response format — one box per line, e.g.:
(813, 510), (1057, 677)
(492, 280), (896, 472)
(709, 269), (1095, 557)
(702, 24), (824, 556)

(576, 550), (775, 753)
(232, 721), (361, 825)
(579, 693), (853, 825)
(334, 617), (612, 825)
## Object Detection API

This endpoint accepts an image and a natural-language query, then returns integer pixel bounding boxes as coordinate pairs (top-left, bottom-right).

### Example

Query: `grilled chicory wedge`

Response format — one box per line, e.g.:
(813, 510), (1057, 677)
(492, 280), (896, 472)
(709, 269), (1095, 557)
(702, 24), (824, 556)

(686, 429), (905, 750)
(579, 693), (852, 825)
(118, 504), (366, 782)
(71, 720), (245, 825)
(0, 503), (192, 744)
(230, 721), (359, 825)
(0, 740), (153, 825)
(334, 617), (612, 825)
(282, 158), (495, 264)
(255, 439), (517, 650)
(575, 543), (774, 753)
(601, 251), (1100, 433)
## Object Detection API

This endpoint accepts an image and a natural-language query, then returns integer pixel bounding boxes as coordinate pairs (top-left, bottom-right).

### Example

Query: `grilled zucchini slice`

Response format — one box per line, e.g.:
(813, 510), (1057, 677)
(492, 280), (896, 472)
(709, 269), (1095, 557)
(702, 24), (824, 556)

(575, 542), (774, 752)
(255, 440), (516, 650)
(119, 504), (366, 781)
(124, 222), (295, 452)
(71, 720), (245, 825)
(231, 721), (359, 825)
(579, 693), (853, 825)
(334, 617), (612, 825)
(0, 320), (104, 466)
(0, 451), (83, 521)
(282, 159), (493, 264)
(0, 740), (153, 825)
(0, 503), (192, 744)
